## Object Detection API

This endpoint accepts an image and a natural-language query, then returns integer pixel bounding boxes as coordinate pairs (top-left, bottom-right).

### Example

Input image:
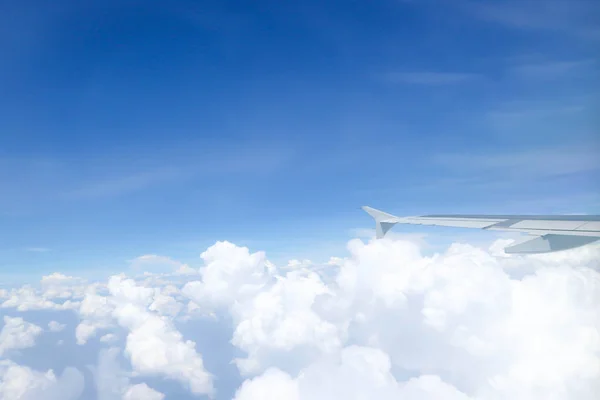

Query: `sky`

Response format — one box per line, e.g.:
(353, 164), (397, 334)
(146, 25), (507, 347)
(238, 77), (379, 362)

(1, 0), (599, 274)
(1, 2), (600, 399)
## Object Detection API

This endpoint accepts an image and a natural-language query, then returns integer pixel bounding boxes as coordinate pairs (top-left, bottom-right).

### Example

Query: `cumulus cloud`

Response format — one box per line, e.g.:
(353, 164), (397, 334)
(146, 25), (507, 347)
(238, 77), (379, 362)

(0, 360), (84, 400)
(99, 333), (118, 343)
(90, 347), (165, 400)
(123, 383), (165, 400)
(230, 269), (343, 375)
(76, 284), (115, 345)
(129, 254), (193, 275)
(189, 238), (599, 399)
(48, 321), (66, 332)
(233, 346), (472, 400)
(0, 316), (43, 356)
(89, 347), (128, 400)
(1, 237), (599, 399)
(1, 284), (79, 311)
(182, 241), (274, 311)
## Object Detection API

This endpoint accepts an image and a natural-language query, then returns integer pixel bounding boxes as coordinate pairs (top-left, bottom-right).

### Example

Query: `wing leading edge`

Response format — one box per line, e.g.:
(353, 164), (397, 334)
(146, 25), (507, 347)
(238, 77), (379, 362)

(362, 206), (600, 254)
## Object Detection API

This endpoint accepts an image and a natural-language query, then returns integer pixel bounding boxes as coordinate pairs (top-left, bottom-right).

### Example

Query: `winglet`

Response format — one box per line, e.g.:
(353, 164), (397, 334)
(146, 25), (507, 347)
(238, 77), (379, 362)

(362, 206), (398, 239)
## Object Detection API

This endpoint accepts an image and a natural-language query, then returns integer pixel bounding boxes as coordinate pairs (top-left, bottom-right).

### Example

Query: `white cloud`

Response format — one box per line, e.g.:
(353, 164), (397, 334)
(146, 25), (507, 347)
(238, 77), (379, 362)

(90, 347), (165, 400)
(230, 269), (343, 375)
(48, 321), (66, 332)
(90, 347), (129, 400)
(123, 383), (165, 400)
(41, 272), (86, 298)
(281, 259), (313, 270)
(129, 254), (187, 274)
(0, 316), (43, 356)
(107, 275), (214, 396)
(99, 333), (118, 343)
(76, 284), (115, 345)
(234, 346), (472, 400)
(1, 237), (599, 399)
(234, 368), (299, 400)
(0, 360), (84, 400)
(0, 272), (86, 312)
(182, 241), (273, 311)
(149, 292), (183, 317)
(175, 263), (198, 275)
(222, 238), (599, 399)
(1, 284), (80, 311)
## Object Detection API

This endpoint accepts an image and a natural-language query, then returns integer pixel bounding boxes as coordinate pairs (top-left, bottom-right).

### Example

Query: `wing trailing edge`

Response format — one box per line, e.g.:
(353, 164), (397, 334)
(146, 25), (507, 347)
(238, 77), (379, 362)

(503, 235), (600, 254)
(361, 206), (600, 254)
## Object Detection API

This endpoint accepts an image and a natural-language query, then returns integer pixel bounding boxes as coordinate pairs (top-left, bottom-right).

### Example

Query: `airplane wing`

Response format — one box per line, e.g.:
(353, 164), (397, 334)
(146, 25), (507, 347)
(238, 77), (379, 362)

(362, 206), (600, 254)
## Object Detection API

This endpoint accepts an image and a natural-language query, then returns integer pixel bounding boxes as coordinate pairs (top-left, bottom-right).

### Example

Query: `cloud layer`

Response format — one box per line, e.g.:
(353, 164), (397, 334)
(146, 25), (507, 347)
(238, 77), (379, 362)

(1, 237), (599, 399)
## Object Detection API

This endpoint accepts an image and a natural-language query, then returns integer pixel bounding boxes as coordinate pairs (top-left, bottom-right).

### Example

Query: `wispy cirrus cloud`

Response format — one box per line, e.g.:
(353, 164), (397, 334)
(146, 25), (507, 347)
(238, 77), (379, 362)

(433, 146), (600, 178)
(0, 140), (293, 213)
(64, 143), (291, 200)
(486, 103), (586, 123)
(509, 59), (596, 79)
(382, 71), (480, 85)
(463, 0), (600, 40)
(64, 168), (184, 199)
(483, 95), (598, 149)
(24, 247), (51, 253)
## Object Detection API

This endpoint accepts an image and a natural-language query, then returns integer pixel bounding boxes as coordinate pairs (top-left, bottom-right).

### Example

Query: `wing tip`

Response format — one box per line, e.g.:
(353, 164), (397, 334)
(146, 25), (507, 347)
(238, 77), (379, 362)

(362, 206), (399, 239)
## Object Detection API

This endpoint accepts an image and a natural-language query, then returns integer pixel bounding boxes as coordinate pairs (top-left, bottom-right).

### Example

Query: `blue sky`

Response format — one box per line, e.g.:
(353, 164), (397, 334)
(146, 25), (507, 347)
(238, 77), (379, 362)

(1, 0), (598, 278)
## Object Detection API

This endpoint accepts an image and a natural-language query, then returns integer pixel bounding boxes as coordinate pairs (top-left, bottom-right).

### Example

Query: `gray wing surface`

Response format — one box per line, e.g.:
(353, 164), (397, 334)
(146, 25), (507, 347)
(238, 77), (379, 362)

(362, 206), (600, 254)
